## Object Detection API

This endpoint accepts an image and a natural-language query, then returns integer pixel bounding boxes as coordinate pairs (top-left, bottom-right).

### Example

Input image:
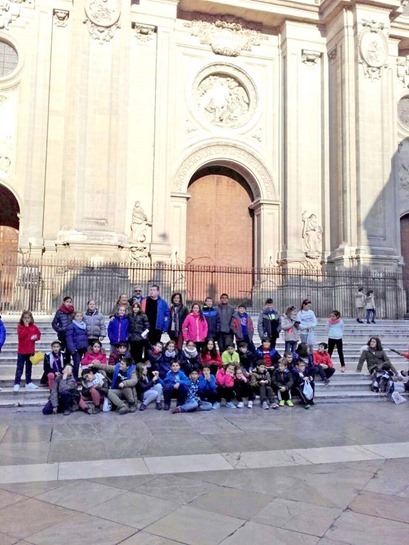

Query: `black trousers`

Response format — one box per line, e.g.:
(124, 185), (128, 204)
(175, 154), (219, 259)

(234, 381), (255, 401)
(148, 329), (163, 345)
(130, 340), (147, 364)
(315, 366), (336, 381)
(328, 338), (345, 367)
(217, 385), (234, 402)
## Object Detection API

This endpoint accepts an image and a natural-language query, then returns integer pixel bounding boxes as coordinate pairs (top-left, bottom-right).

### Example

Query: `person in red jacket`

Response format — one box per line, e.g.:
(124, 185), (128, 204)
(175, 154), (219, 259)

(215, 363), (236, 409)
(14, 311), (42, 392)
(313, 342), (335, 384)
(182, 304), (208, 351)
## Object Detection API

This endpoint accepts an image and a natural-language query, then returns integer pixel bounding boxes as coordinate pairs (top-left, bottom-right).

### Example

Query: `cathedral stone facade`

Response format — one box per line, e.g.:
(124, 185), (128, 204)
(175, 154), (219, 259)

(1, 0), (409, 273)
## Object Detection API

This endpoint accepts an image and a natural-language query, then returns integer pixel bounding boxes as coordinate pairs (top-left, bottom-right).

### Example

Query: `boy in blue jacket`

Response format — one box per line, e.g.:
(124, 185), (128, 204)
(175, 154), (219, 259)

(172, 370), (213, 413)
(198, 365), (218, 407)
(163, 360), (190, 410)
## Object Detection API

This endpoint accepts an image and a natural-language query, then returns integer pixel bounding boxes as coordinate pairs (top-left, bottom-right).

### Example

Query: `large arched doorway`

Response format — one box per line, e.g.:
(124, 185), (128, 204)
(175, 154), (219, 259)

(186, 166), (254, 303)
(0, 183), (19, 262)
(401, 214), (409, 310)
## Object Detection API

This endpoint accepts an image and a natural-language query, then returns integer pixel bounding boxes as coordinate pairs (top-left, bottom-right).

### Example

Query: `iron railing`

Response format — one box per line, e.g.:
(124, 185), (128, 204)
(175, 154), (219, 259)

(0, 256), (406, 318)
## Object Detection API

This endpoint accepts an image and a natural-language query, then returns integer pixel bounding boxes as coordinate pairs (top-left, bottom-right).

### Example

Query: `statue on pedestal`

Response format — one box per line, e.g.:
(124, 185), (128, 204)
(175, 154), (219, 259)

(130, 201), (151, 244)
(302, 211), (323, 260)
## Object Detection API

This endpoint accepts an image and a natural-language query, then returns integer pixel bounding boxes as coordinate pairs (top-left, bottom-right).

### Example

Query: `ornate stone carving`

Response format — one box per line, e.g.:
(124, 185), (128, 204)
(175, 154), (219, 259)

(301, 50), (321, 66)
(84, 0), (120, 43)
(133, 23), (156, 42)
(402, 1), (409, 17)
(359, 20), (388, 80)
(173, 142), (276, 200)
(302, 211), (323, 260)
(0, 0), (26, 30)
(129, 245), (149, 262)
(398, 96), (409, 129)
(185, 14), (265, 57)
(398, 139), (409, 200)
(130, 201), (152, 244)
(397, 56), (409, 87)
(53, 9), (69, 28)
(328, 47), (337, 64)
(193, 63), (257, 129)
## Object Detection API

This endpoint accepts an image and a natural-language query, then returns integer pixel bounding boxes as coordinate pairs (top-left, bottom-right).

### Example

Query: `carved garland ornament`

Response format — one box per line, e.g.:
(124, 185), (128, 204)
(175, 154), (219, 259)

(358, 20), (388, 81)
(84, 0), (120, 43)
(185, 14), (265, 57)
(193, 63), (258, 129)
(173, 144), (275, 200)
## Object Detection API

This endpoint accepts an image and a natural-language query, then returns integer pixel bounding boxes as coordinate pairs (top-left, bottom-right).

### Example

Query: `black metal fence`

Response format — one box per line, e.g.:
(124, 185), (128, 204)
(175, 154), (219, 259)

(0, 256), (406, 318)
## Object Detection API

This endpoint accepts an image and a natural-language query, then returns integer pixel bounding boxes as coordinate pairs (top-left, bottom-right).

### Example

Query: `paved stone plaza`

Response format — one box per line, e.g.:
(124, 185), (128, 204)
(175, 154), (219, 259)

(0, 402), (408, 545)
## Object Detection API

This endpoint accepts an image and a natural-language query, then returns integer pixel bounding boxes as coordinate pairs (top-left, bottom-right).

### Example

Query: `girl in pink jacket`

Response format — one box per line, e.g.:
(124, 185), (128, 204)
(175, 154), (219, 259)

(215, 363), (236, 409)
(182, 304), (208, 351)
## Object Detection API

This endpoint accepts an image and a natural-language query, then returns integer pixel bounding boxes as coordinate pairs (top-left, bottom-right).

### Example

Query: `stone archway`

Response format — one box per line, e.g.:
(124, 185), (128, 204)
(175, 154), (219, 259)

(0, 183), (19, 262)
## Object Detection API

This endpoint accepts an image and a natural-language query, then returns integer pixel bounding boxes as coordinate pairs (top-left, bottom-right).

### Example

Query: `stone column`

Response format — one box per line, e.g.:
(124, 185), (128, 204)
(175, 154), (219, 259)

(169, 192), (190, 262)
(251, 200), (280, 268)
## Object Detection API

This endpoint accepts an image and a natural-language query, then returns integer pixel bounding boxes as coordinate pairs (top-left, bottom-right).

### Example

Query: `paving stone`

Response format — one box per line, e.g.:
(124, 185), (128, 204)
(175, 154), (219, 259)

(253, 497), (343, 537)
(132, 474), (218, 504)
(349, 491), (409, 523)
(0, 441), (50, 466)
(145, 505), (244, 545)
(120, 532), (188, 545)
(0, 533), (21, 545)
(189, 487), (272, 519)
(47, 439), (108, 463)
(1, 425), (52, 444)
(0, 489), (26, 509)
(326, 511), (409, 545)
(86, 491), (177, 529)
(0, 480), (64, 498)
(219, 520), (320, 545)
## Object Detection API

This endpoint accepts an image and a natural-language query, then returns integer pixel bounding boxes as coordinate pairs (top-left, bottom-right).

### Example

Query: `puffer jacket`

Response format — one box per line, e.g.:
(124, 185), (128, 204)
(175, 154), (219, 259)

(84, 309), (106, 339)
(108, 315), (130, 345)
(215, 367), (235, 388)
(128, 311), (150, 342)
(280, 315), (299, 342)
(202, 306), (221, 339)
(232, 312), (254, 341)
(182, 314), (208, 342)
(257, 309), (281, 340)
(66, 322), (89, 354)
(52, 307), (74, 333)
(50, 374), (78, 408)
(250, 369), (271, 387)
(271, 368), (293, 390)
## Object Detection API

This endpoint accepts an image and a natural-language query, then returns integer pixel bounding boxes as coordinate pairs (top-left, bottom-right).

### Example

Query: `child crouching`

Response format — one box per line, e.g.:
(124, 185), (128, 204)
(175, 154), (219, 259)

(234, 367), (254, 408)
(42, 364), (79, 415)
(215, 363), (236, 409)
(198, 365), (218, 408)
(271, 359), (294, 407)
(251, 361), (279, 410)
(136, 363), (164, 411)
(292, 359), (315, 409)
(79, 368), (108, 414)
(172, 370), (213, 413)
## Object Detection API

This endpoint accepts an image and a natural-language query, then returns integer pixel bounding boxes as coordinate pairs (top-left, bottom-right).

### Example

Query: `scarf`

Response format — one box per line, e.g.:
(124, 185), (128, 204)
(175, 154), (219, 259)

(59, 304), (74, 314)
(183, 345), (198, 359)
(73, 319), (87, 330)
(171, 304), (182, 333)
(85, 308), (98, 316)
(165, 349), (176, 359)
(328, 317), (341, 325)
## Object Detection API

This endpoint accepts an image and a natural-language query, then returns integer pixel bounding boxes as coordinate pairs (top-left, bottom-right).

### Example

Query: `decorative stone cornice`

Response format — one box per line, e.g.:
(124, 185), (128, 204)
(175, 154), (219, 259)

(53, 9), (69, 28)
(83, 0), (121, 43)
(301, 49), (321, 66)
(185, 14), (265, 57)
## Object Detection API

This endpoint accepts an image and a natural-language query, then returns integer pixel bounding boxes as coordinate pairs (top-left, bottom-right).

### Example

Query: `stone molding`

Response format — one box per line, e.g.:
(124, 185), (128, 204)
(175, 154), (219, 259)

(301, 49), (321, 66)
(185, 14), (265, 57)
(83, 0), (120, 43)
(173, 142), (276, 200)
(132, 22), (156, 42)
(53, 9), (69, 28)
(358, 20), (388, 81)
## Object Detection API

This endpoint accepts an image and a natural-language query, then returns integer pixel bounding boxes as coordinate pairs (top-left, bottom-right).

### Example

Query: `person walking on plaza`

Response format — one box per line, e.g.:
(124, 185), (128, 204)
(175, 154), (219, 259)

(83, 299), (106, 345)
(182, 304), (208, 351)
(141, 284), (170, 345)
(257, 298), (281, 349)
(14, 311), (41, 392)
(326, 309), (346, 372)
(216, 293), (235, 352)
(355, 287), (365, 323)
(128, 285), (143, 307)
(281, 305), (300, 353)
(51, 296), (74, 356)
(66, 311), (89, 380)
(202, 297), (221, 341)
(168, 292), (188, 350)
(365, 290), (376, 324)
(296, 299), (317, 347)
(128, 302), (150, 363)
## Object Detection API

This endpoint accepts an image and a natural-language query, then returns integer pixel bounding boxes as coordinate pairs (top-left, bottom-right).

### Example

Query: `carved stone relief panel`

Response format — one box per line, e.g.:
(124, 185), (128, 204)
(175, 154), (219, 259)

(358, 20), (388, 80)
(185, 14), (265, 57)
(84, 0), (120, 43)
(398, 96), (409, 130)
(0, 0), (27, 30)
(398, 139), (409, 208)
(192, 63), (257, 129)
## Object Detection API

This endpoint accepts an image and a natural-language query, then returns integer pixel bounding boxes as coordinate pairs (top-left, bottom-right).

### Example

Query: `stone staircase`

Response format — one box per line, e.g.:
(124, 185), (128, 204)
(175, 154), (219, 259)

(0, 315), (408, 408)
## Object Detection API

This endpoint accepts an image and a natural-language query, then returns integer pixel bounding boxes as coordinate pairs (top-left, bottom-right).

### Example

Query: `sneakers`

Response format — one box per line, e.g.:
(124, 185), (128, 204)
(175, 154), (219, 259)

(163, 403), (170, 411)
(156, 401), (163, 410)
(304, 404), (311, 410)
(226, 401), (237, 409)
(324, 378), (330, 385)
(63, 409), (70, 416)
(118, 406), (129, 415)
(212, 402), (220, 410)
(356, 318), (364, 323)
(262, 401), (269, 410)
(279, 400), (285, 407)
(247, 400), (253, 409)
(13, 384), (20, 393)
(270, 403), (280, 410)
(171, 407), (181, 414)
(286, 400), (294, 407)
(341, 367), (346, 373)
(25, 382), (38, 390)
(139, 403), (147, 411)
(128, 403), (137, 413)
(237, 401), (244, 408)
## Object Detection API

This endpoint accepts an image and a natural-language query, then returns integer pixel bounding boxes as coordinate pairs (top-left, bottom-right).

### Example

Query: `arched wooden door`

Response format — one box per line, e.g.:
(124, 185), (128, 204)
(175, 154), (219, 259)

(0, 184), (19, 311)
(401, 214), (409, 311)
(186, 167), (254, 303)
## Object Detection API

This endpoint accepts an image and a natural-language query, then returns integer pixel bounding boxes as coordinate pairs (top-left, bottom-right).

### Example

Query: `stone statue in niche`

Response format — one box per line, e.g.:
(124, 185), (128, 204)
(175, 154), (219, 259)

(302, 211), (323, 260)
(130, 201), (151, 244)
(197, 75), (250, 126)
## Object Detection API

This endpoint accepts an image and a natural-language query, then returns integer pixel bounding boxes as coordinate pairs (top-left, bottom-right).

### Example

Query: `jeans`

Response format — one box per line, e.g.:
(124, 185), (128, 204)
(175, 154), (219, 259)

(179, 399), (213, 412)
(15, 354), (33, 385)
(285, 341), (297, 354)
(328, 338), (345, 367)
(143, 383), (163, 406)
(366, 309), (376, 323)
(163, 383), (188, 405)
(258, 384), (275, 404)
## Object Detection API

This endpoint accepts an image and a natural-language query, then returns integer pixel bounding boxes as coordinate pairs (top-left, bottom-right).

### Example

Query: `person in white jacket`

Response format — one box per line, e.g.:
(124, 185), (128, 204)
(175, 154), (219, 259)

(296, 299), (317, 348)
